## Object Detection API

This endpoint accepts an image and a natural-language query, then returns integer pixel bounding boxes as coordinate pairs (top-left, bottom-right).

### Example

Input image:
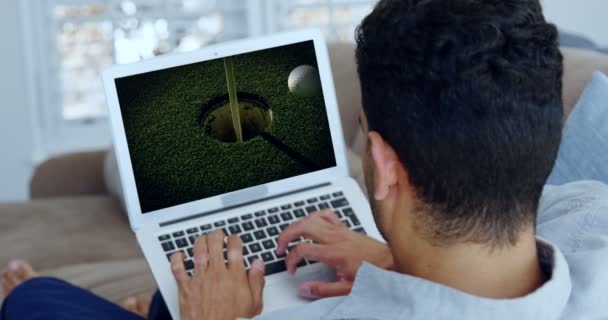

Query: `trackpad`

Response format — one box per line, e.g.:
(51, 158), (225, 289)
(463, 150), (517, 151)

(262, 264), (336, 313)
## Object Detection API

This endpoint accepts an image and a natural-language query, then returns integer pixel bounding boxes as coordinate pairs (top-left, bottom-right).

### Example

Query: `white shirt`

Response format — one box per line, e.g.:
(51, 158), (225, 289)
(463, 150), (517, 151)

(256, 180), (608, 319)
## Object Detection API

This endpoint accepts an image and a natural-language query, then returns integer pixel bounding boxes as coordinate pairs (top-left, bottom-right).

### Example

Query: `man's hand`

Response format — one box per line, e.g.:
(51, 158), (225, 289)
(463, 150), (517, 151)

(171, 230), (266, 320)
(276, 210), (394, 299)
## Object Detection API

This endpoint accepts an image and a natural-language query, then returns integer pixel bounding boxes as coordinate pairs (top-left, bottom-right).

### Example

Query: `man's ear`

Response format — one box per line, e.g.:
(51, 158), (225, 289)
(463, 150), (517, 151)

(368, 131), (399, 200)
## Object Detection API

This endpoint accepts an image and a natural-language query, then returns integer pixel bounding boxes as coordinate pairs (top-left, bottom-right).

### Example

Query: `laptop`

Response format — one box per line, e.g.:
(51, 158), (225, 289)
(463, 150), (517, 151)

(102, 28), (382, 319)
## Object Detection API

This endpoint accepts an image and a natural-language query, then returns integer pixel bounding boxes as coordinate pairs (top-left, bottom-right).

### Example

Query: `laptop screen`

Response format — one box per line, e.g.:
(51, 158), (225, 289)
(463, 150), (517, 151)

(115, 40), (337, 214)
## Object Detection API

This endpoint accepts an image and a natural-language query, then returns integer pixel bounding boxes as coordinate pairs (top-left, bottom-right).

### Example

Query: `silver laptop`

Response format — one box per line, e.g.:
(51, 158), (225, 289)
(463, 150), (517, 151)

(102, 28), (382, 319)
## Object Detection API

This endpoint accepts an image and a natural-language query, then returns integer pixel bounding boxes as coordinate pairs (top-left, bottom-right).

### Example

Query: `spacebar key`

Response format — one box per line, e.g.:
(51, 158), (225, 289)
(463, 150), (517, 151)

(264, 261), (287, 276)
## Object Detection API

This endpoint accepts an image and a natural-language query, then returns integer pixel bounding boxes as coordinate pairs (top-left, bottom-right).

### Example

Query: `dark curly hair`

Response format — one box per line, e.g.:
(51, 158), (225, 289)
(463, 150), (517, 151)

(356, 0), (563, 246)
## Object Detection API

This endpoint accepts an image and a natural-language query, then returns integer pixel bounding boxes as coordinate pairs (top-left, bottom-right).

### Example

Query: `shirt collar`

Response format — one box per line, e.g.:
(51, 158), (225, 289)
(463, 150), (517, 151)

(324, 239), (571, 320)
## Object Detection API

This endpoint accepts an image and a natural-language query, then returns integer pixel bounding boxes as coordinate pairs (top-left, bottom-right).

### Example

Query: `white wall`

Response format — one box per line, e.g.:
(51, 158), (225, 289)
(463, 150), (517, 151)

(0, 1), (34, 202)
(543, 0), (608, 46)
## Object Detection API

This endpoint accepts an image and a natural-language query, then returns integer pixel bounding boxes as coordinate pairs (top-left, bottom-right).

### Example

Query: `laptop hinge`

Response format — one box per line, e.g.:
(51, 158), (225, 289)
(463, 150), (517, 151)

(159, 182), (331, 227)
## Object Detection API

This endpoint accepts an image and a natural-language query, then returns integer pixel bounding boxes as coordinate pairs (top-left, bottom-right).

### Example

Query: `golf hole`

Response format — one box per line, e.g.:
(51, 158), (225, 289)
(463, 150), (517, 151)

(198, 92), (272, 143)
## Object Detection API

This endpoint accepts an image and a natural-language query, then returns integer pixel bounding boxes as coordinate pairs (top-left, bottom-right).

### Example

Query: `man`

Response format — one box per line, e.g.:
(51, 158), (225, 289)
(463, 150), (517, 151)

(2, 0), (607, 319)
(170, 0), (608, 319)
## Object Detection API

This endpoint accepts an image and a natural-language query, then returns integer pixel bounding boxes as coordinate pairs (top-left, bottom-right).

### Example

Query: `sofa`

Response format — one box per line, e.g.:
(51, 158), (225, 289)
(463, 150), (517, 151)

(1, 44), (608, 305)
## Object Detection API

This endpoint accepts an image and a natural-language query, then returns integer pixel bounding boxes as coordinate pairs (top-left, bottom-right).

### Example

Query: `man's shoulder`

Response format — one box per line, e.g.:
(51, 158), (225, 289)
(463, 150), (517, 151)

(538, 180), (608, 227)
(537, 181), (608, 319)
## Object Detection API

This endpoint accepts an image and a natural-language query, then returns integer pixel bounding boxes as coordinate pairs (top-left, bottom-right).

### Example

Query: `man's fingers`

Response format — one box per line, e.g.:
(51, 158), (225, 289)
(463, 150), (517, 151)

(193, 234), (209, 274)
(207, 230), (225, 270)
(226, 234), (245, 273)
(285, 242), (330, 275)
(276, 213), (332, 254)
(298, 280), (353, 299)
(170, 252), (189, 289)
(318, 209), (342, 226)
(248, 259), (266, 315)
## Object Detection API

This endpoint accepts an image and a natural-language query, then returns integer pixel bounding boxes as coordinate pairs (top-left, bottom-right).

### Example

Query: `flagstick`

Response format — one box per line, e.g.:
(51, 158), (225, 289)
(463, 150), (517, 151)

(224, 57), (243, 143)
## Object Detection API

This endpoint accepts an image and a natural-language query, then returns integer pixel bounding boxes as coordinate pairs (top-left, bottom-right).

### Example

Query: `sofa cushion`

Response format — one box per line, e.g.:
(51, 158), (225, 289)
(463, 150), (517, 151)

(548, 72), (608, 185)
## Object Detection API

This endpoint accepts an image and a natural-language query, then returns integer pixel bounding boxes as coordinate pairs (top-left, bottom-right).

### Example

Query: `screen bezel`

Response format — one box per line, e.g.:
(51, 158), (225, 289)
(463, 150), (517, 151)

(103, 29), (349, 230)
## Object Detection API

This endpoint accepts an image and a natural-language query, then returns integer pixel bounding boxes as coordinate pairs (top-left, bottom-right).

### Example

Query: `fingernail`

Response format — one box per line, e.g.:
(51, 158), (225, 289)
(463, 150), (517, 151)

(298, 282), (317, 299)
(9, 261), (21, 272)
(252, 259), (265, 272)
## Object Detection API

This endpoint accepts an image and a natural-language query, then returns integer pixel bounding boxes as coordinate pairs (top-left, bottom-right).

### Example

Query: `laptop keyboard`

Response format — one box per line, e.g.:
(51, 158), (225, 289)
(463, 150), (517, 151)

(158, 191), (366, 276)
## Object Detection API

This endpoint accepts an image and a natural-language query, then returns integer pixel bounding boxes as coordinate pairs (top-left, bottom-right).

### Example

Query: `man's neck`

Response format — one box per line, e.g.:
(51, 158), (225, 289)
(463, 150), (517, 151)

(390, 226), (546, 299)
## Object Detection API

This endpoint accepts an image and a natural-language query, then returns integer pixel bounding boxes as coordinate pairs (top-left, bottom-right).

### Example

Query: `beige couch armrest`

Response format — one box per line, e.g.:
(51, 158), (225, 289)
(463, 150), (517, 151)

(30, 151), (108, 199)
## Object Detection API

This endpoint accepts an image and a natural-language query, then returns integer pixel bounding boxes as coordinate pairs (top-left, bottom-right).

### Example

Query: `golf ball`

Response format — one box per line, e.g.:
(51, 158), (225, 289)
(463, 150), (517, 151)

(288, 65), (321, 97)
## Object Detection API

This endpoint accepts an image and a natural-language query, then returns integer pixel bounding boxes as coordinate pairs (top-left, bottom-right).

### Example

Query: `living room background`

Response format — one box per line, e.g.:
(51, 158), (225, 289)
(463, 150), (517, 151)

(1, 0), (607, 202)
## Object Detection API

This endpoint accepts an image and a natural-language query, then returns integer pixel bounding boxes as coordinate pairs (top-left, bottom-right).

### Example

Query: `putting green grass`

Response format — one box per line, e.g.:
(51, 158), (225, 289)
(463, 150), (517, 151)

(116, 41), (336, 213)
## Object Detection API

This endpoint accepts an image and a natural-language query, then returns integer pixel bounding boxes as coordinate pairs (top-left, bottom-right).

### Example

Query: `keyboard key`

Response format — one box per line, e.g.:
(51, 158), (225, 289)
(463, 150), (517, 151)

(223, 228), (229, 236)
(280, 204), (292, 210)
(223, 250), (228, 261)
(201, 224), (212, 231)
(241, 213), (253, 220)
(349, 214), (361, 226)
(341, 219), (352, 228)
(261, 251), (274, 262)
(158, 234), (171, 241)
(268, 215), (280, 224)
(332, 191), (343, 197)
(318, 202), (330, 210)
(307, 197), (318, 204)
(266, 226), (279, 237)
(262, 239), (275, 250)
(336, 210), (343, 218)
(279, 223), (289, 231)
(293, 209), (306, 218)
(280, 212), (294, 221)
(254, 230), (267, 240)
(242, 221), (255, 231)
(249, 243), (262, 253)
(354, 227), (366, 234)
(343, 207), (354, 216)
(255, 210), (267, 216)
(305, 205), (317, 213)
(184, 259), (194, 271)
(187, 247), (194, 257)
(173, 231), (185, 237)
(228, 217), (239, 224)
(294, 201), (305, 207)
(243, 246), (249, 256)
(268, 207), (279, 213)
(265, 261), (287, 275)
(189, 235), (197, 245)
(240, 233), (254, 243)
(214, 221), (226, 227)
(229, 225), (242, 234)
(320, 194), (331, 200)
(276, 250), (286, 259)
(162, 241), (175, 252)
(175, 238), (189, 248)
(255, 218), (268, 228)
(330, 198), (349, 208)
(186, 227), (199, 234)
(248, 255), (260, 264)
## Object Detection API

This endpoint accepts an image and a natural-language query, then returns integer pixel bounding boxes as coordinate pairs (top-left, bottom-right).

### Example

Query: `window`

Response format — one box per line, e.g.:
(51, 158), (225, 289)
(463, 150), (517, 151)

(272, 0), (374, 41)
(42, 0), (244, 122)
